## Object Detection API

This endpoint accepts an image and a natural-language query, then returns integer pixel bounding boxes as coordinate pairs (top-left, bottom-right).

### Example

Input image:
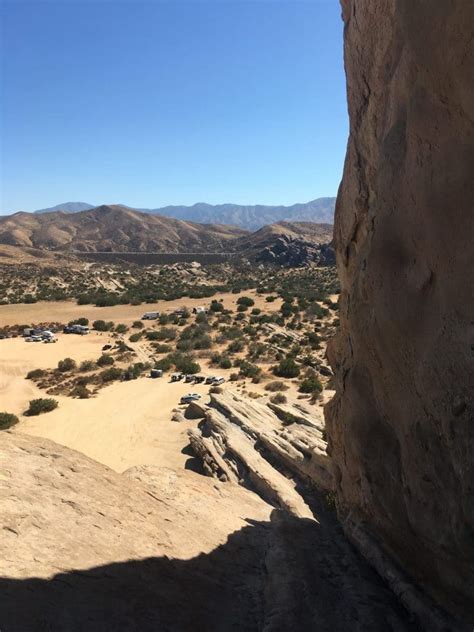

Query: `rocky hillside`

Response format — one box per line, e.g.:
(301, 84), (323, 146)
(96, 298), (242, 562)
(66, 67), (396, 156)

(31, 197), (336, 229)
(0, 205), (247, 253)
(237, 221), (335, 266)
(326, 0), (474, 626)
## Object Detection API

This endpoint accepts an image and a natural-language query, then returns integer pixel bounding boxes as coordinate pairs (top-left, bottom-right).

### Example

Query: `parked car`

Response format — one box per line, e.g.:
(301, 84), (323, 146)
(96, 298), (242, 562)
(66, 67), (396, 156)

(180, 393), (201, 404)
(141, 311), (159, 320)
(150, 369), (163, 378)
(194, 375), (206, 384)
(212, 377), (225, 385)
(184, 374), (195, 383)
(205, 376), (216, 384)
(102, 344), (112, 351)
(171, 373), (183, 382)
(43, 337), (57, 343)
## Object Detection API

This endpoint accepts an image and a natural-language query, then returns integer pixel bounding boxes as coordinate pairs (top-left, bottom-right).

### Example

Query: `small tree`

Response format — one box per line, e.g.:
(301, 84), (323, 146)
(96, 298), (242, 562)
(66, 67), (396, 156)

(298, 376), (323, 394)
(26, 398), (58, 416)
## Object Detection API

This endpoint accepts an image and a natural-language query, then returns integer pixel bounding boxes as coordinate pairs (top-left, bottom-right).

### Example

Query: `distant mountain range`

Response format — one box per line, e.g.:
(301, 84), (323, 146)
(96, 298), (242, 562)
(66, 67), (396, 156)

(31, 198), (335, 230)
(0, 205), (334, 261)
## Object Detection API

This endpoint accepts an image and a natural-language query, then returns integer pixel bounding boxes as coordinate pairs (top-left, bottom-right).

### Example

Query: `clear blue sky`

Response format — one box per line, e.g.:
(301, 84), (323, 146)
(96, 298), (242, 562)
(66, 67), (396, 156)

(1, 0), (347, 213)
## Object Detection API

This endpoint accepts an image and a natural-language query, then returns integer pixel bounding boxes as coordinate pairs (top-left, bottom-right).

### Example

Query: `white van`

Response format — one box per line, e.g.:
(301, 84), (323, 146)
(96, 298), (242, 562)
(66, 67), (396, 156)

(141, 311), (159, 320)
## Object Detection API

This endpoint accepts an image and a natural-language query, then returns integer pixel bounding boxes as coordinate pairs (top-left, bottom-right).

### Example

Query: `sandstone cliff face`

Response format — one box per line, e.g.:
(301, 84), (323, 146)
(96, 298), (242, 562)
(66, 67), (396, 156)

(326, 0), (474, 624)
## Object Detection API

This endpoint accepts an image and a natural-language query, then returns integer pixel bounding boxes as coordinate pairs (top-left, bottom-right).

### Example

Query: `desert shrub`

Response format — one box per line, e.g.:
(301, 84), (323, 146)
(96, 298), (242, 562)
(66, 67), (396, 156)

(97, 354), (114, 367)
(26, 398), (58, 416)
(93, 319), (114, 332)
(219, 356), (232, 369)
(227, 339), (244, 354)
(154, 356), (174, 372)
(237, 296), (254, 307)
(69, 317), (89, 326)
(100, 367), (123, 382)
(79, 360), (96, 372)
(129, 332), (143, 343)
(210, 352), (221, 365)
(265, 380), (289, 392)
(229, 373), (239, 381)
(71, 385), (90, 399)
(158, 313), (170, 325)
(270, 393), (287, 404)
(132, 320), (144, 329)
(210, 300), (224, 313)
(299, 376), (323, 394)
(58, 357), (77, 372)
(237, 304), (248, 312)
(122, 363), (146, 380)
(273, 357), (300, 378)
(265, 296), (277, 302)
(251, 308), (261, 315)
(153, 343), (172, 353)
(174, 355), (200, 374)
(26, 368), (46, 380)
(146, 327), (177, 342)
(95, 295), (119, 307)
(236, 360), (261, 378)
(115, 323), (128, 334)
(0, 412), (19, 430)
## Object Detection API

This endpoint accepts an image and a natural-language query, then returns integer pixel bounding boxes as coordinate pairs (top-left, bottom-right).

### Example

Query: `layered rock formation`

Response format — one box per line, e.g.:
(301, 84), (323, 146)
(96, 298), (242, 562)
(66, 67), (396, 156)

(326, 0), (474, 626)
(0, 432), (417, 631)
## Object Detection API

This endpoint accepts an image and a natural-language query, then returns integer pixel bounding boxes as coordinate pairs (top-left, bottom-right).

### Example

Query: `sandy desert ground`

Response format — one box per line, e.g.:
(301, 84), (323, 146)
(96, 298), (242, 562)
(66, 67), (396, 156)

(0, 289), (281, 327)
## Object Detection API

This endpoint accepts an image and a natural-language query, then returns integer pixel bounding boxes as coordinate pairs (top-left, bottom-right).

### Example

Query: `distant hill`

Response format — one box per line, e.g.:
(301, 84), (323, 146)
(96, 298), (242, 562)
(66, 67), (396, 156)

(0, 205), (247, 253)
(34, 202), (95, 214)
(31, 198), (336, 229)
(0, 206), (334, 266)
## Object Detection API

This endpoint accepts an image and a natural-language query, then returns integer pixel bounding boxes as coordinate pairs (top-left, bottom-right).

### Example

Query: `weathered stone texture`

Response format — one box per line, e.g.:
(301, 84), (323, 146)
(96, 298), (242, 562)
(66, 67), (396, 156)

(326, 0), (474, 623)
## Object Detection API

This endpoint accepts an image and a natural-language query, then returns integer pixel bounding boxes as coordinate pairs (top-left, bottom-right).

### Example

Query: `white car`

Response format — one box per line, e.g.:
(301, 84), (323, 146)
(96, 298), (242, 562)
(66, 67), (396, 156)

(212, 377), (225, 385)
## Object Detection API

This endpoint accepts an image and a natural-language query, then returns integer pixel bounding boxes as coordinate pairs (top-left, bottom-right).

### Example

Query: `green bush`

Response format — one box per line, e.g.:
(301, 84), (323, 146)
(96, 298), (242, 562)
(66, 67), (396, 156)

(210, 300), (224, 313)
(237, 296), (255, 307)
(93, 319), (114, 332)
(153, 343), (172, 353)
(270, 393), (287, 404)
(228, 339), (244, 354)
(298, 377), (323, 394)
(129, 332), (143, 343)
(97, 354), (114, 367)
(71, 385), (90, 399)
(100, 367), (123, 383)
(115, 323), (128, 334)
(26, 368), (46, 380)
(236, 360), (261, 378)
(26, 398), (58, 416)
(79, 360), (96, 372)
(273, 357), (300, 378)
(69, 317), (89, 327)
(219, 356), (232, 369)
(132, 320), (144, 329)
(58, 357), (77, 372)
(0, 412), (19, 430)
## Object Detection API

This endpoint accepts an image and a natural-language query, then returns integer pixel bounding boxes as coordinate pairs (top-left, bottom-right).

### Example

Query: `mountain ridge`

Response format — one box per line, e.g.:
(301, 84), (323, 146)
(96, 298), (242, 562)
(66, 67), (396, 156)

(29, 197), (336, 229)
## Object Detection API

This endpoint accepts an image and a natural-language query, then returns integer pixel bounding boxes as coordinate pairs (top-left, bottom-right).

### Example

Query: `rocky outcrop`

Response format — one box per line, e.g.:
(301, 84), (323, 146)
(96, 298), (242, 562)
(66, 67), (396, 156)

(256, 235), (335, 267)
(188, 391), (333, 517)
(0, 432), (419, 630)
(326, 0), (474, 626)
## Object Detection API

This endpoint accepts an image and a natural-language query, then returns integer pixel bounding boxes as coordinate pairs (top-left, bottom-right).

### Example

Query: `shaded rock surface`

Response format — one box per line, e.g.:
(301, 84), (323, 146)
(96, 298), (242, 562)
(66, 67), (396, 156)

(326, 0), (474, 627)
(0, 432), (418, 631)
